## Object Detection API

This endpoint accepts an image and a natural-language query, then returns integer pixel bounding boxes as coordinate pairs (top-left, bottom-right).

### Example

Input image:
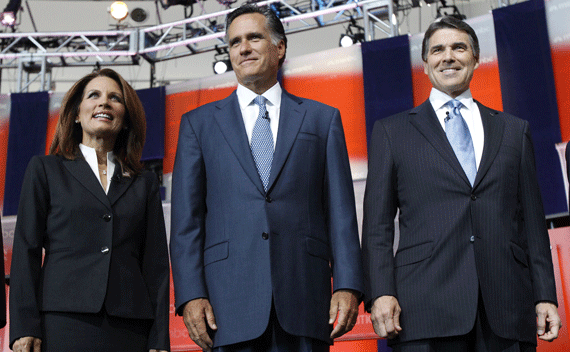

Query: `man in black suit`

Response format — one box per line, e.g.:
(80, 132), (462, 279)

(362, 16), (561, 351)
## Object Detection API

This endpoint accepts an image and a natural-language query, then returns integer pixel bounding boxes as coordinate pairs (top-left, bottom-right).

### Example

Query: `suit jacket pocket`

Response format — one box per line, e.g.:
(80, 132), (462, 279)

(510, 242), (529, 268)
(204, 241), (229, 266)
(395, 242), (433, 267)
(297, 132), (319, 141)
(306, 237), (330, 261)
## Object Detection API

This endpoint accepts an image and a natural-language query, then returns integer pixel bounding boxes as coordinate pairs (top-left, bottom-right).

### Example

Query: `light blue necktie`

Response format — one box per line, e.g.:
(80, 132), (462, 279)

(250, 96), (274, 192)
(445, 99), (477, 185)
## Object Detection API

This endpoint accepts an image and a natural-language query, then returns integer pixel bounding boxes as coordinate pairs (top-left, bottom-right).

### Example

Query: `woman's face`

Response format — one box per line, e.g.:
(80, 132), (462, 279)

(77, 76), (126, 146)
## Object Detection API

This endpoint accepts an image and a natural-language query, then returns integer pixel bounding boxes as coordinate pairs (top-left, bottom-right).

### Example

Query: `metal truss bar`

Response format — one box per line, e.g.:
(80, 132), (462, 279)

(0, 0), (396, 91)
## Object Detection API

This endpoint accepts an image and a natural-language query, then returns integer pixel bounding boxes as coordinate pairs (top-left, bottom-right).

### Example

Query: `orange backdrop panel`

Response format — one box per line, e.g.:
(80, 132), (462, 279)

(0, 121), (8, 211)
(551, 45), (570, 142)
(164, 87), (236, 175)
(282, 73), (367, 160)
(412, 62), (503, 111)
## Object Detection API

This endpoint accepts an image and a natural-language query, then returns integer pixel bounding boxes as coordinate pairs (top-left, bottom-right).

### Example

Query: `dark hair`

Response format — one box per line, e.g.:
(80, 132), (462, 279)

(225, 4), (287, 67)
(49, 68), (146, 176)
(421, 16), (480, 62)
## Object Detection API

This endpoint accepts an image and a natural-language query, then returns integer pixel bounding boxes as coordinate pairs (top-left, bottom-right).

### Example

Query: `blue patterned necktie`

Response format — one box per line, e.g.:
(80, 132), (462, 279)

(250, 95), (274, 192)
(445, 99), (477, 185)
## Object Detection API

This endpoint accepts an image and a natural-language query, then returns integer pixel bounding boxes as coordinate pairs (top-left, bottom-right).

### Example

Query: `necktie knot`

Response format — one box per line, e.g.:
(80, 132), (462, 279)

(446, 99), (464, 117)
(254, 95), (266, 108)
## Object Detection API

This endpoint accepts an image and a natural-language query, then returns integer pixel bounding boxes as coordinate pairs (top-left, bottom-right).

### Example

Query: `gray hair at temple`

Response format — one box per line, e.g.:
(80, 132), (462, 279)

(421, 16), (480, 62)
(225, 3), (288, 67)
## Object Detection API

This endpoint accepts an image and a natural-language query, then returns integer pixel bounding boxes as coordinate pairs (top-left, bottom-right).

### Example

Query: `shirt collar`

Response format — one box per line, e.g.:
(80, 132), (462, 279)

(79, 143), (116, 175)
(429, 88), (475, 112)
(236, 82), (282, 109)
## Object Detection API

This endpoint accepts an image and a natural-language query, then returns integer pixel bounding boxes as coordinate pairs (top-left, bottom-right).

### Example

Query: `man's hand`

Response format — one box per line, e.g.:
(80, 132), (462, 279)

(370, 295), (402, 339)
(182, 298), (218, 351)
(329, 289), (360, 339)
(536, 302), (561, 341)
(12, 336), (42, 352)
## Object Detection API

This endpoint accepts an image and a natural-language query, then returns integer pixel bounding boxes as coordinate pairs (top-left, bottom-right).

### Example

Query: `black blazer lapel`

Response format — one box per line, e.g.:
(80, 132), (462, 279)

(107, 166), (135, 206)
(409, 100), (472, 186)
(63, 158), (112, 210)
(472, 101), (504, 189)
(266, 91), (305, 192)
(213, 92), (265, 195)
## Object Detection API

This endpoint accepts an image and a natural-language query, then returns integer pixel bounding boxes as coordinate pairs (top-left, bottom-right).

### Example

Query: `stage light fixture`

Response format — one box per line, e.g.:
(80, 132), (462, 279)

(110, 1), (129, 22)
(339, 19), (365, 48)
(1, 0), (21, 28)
(213, 59), (232, 74)
(160, 0), (196, 10)
(131, 8), (147, 23)
(213, 46), (233, 75)
(436, 0), (466, 20)
(339, 34), (355, 48)
(0, 11), (16, 27)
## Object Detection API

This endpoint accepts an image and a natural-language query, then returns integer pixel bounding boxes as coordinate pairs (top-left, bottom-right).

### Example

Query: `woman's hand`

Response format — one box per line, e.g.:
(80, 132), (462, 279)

(12, 336), (41, 352)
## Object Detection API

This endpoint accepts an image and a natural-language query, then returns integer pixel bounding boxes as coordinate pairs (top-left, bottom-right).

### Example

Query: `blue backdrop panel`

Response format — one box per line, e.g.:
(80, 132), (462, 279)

(3, 92), (49, 216)
(137, 86), (165, 161)
(493, 0), (565, 216)
(362, 35), (414, 145)
(378, 338), (392, 351)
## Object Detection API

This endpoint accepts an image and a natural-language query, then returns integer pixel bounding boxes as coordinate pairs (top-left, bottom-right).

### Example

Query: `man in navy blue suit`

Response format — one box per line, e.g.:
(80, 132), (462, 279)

(170, 4), (364, 352)
(363, 16), (561, 351)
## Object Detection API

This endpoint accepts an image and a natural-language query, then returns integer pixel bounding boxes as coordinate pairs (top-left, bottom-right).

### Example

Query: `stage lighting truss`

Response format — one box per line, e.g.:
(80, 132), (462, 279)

(0, 0), (397, 92)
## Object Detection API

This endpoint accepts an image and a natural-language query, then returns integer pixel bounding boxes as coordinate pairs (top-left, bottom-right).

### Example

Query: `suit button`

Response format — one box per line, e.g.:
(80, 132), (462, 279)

(103, 214), (112, 222)
(471, 194), (477, 201)
(262, 232), (269, 240)
(265, 196), (272, 203)
(470, 236), (475, 243)
(101, 246), (110, 254)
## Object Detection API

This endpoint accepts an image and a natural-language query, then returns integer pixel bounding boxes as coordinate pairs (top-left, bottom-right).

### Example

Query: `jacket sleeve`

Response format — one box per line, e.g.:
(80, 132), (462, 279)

(361, 120), (399, 310)
(170, 112), (209, 315)
(519, 122), (558, 305)
(324, 108), (365, 295)
(9, 156), (49, 348)
(142, 173), (171, 351)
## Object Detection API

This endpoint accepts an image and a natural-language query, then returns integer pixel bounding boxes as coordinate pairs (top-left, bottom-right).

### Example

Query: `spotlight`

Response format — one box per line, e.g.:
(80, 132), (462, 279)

(339, 34), (355, 48)
(0, 11), (16, 27)
(213, 46), (233, 75)
(339, 18), (365, 47)
(213, 59), (232, 74)
(131, 8), (147, 23)
(1, 0), (21, 28)
(109, 1), (129, 22)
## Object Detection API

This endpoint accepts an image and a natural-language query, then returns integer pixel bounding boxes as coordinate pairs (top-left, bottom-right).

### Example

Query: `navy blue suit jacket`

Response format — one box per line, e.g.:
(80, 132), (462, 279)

(170, 90), (364, 347)
(362, 100), (557, 345)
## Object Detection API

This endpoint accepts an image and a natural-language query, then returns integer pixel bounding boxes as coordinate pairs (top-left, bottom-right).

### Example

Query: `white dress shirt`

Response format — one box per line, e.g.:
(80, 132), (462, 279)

(429, 88), (485, 168)
(79, 143), (116, 194)
(236, 82), (282, 146)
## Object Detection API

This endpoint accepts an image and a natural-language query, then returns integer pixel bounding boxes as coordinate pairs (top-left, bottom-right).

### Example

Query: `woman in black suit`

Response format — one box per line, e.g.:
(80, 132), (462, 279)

(9, 69), (170, 352)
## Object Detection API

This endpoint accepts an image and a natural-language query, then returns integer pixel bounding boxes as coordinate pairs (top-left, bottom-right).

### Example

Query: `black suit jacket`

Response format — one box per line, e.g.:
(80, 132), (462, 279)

(362, 100), (557, 344)
(9, 155), (170, 350)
